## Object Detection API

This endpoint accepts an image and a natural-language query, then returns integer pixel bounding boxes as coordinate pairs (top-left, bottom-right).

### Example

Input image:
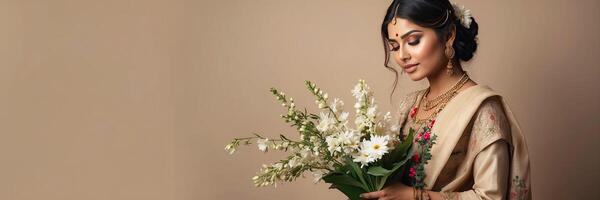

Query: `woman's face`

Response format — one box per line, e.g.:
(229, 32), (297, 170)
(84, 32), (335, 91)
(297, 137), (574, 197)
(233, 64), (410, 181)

(386, 17), (449, 81)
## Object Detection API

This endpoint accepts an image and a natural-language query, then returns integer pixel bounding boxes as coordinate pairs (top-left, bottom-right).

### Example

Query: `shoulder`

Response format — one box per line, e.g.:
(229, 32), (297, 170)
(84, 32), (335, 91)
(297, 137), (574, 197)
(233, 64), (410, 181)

(395, 88), (427, 130)
(469, 96), (512, 152)
(396, 89), (426, 114)
(398, 88), (427, 106)
(476, 96), (505, 118)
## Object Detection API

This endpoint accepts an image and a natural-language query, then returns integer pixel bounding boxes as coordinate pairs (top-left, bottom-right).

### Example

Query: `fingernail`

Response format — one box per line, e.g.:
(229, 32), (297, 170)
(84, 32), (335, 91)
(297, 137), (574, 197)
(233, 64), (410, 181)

(359, 194), (364, 198)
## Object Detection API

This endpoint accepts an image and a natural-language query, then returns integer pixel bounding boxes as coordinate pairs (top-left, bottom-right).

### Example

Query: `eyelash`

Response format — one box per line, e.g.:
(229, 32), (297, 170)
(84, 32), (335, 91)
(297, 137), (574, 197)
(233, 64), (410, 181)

(390, 38), (420, 51)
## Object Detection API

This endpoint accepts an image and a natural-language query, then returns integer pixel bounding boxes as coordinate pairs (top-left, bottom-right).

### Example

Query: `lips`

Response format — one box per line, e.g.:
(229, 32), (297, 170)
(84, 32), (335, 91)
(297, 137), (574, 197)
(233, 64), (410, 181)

(402, 63), (419, 73)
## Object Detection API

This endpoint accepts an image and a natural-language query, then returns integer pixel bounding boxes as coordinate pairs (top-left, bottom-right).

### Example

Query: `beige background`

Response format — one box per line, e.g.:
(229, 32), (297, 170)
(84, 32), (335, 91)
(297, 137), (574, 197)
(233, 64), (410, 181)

(1, 0), (598, 199)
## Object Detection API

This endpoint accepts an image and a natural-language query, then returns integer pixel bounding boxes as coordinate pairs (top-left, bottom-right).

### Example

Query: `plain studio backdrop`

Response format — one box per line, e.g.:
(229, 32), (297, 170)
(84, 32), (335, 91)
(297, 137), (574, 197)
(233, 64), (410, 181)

(1, 0), (598, 199)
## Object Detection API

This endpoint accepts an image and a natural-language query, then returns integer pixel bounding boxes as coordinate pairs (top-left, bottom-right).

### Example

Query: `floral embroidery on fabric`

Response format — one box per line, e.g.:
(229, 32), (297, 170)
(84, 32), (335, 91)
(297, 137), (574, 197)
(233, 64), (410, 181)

(409, 106), (418, 118)
(469, 98), (509, 153)
(397, 91), (422, 138)
(510, 176), (529, 200)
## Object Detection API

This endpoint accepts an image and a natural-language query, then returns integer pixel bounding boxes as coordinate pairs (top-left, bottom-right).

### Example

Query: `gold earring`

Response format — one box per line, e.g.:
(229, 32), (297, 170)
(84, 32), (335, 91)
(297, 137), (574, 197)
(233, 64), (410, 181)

(445, 45), (455, 75)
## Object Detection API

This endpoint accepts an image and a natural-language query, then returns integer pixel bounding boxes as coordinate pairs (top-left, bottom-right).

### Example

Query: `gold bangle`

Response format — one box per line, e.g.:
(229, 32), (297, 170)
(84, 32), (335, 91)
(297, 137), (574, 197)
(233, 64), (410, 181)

(422, 190), (431, 200)
(440, 191), (458, 200)
(413, 187), (417, 200)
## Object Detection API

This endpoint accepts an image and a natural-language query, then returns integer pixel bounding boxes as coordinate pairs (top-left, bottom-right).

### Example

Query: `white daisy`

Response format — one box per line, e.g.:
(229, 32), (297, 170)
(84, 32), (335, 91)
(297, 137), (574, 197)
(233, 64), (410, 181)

(362, 135), (390, 159)
(353, 149), (376, 168)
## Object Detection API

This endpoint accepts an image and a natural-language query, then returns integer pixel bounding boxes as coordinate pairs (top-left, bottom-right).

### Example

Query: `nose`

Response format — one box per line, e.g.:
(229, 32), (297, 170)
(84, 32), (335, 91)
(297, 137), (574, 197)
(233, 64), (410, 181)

(394, 46), (410, 65)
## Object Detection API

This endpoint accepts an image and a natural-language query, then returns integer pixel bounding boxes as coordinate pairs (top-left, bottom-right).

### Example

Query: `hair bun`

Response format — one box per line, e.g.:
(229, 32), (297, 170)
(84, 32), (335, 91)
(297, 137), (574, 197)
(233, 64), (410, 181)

(453, 17), (479, 62)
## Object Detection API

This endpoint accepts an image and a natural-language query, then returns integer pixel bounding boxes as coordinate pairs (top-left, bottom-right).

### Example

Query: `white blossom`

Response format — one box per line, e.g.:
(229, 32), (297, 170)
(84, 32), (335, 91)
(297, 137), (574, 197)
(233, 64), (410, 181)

(353, 149), (376, 168)
(330, 98), (344, 113)
(351, 83), (363, 99)
(225, 143), (236, 154)
(287, 156), (299, 168)
(257, 138), (269, 152)
(354, 102), (361, 109)
(316, 112), (336, 132)
(363, 135), (390, 159)
(354, 115), (366, 128)
(325, 135), (342, 154)
(352, 135), (390, 167)
(452, 3), (473, 29)
(366, 105), (378, 118)
(312, 171), (324, 183)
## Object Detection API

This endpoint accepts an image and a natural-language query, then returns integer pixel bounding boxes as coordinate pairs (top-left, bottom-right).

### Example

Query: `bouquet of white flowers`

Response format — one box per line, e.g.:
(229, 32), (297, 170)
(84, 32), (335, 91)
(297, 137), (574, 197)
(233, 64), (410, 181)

(225, 80), (437, 200)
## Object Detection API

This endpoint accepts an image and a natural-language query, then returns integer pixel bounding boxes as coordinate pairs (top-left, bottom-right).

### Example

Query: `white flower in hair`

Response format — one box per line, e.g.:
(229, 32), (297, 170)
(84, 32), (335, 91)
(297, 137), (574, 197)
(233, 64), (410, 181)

(452, 3), (472, 29)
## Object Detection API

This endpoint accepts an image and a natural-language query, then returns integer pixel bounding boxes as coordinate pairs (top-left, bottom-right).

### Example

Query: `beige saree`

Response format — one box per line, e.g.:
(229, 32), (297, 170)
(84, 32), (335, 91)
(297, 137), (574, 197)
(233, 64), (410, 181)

(396, 85), (532, 200)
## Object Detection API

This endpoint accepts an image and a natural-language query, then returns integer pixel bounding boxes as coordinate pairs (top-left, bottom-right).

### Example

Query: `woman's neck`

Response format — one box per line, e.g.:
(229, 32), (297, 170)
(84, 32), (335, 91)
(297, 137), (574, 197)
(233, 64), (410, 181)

(425, 64), (466, 99)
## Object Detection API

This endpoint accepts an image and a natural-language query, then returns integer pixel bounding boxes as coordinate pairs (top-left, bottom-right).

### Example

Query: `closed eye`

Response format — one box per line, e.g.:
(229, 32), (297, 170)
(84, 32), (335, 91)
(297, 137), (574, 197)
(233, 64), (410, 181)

(389, 37), (420, 51)
(408, 38), (421, 46)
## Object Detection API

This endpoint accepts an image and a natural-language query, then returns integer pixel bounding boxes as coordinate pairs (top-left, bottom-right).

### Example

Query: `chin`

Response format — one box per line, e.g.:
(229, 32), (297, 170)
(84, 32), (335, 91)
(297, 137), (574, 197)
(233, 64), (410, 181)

(406, 70), (427, 81)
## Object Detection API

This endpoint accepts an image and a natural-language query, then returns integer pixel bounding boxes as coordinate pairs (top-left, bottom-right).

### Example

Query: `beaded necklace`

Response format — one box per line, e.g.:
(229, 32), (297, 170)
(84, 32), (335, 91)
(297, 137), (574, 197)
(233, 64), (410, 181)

(408, 74), (470, 133)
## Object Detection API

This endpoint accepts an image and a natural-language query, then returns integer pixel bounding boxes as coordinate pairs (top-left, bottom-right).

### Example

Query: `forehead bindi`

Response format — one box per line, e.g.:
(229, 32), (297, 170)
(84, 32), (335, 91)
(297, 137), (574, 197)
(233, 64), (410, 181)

(388, 19), (423, 40)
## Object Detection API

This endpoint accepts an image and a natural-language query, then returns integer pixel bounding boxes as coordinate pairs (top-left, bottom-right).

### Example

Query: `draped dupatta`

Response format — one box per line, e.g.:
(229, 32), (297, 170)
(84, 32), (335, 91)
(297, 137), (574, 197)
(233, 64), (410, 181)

(397, 85), (532, 199)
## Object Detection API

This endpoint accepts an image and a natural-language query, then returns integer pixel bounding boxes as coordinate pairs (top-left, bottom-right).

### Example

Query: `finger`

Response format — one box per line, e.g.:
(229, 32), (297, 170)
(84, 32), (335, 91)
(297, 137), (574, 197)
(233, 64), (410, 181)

(359, 190), (384, 199)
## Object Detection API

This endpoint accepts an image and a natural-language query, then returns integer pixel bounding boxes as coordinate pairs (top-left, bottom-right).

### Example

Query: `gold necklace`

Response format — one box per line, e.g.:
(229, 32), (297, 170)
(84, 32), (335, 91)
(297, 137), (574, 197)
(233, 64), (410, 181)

(410, 77), (469, 131)
(423, 74), (468, 110)
(423, 74), (470, 111)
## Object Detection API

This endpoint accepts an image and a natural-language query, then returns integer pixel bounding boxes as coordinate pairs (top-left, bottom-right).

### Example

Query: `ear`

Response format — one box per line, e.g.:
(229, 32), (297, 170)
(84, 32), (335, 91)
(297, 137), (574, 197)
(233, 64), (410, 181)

(445, 24), (457, 47)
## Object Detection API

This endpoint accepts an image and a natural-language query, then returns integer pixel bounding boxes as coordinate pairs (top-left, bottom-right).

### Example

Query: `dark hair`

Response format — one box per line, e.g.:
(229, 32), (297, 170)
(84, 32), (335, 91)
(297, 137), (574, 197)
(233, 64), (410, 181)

(382, 0), (479, 101)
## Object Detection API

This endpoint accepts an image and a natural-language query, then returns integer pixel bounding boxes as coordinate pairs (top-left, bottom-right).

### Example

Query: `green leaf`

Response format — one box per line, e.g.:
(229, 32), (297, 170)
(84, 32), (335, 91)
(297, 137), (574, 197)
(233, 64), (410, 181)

(367, 166), (392, 177)
(322, 172), (368, 191)
(383, 129), (414, 167)
(373, 157), (411, 190)
(330, 183), (367, 200)
(344, 157), (372, 191)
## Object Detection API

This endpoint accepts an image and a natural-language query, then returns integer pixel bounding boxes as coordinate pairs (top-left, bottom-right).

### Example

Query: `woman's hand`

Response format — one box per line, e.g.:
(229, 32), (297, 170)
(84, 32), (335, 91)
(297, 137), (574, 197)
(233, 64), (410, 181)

(359, 182), (414, 200)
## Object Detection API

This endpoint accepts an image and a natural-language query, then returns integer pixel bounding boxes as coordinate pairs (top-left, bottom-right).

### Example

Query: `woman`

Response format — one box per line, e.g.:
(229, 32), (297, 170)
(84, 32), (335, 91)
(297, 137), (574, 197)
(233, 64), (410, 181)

(359, 0), (531, 199)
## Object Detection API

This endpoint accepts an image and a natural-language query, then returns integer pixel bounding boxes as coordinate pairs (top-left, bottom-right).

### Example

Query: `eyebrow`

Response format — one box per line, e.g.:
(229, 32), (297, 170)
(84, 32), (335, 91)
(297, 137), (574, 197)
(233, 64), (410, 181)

(388, 30), (422, 41)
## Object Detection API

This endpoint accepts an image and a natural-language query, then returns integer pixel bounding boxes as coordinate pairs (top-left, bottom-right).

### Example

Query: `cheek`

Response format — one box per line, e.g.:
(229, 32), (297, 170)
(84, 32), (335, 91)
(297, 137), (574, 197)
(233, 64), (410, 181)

(412, 39), (439, 63)
(412, 40), (445, 71)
